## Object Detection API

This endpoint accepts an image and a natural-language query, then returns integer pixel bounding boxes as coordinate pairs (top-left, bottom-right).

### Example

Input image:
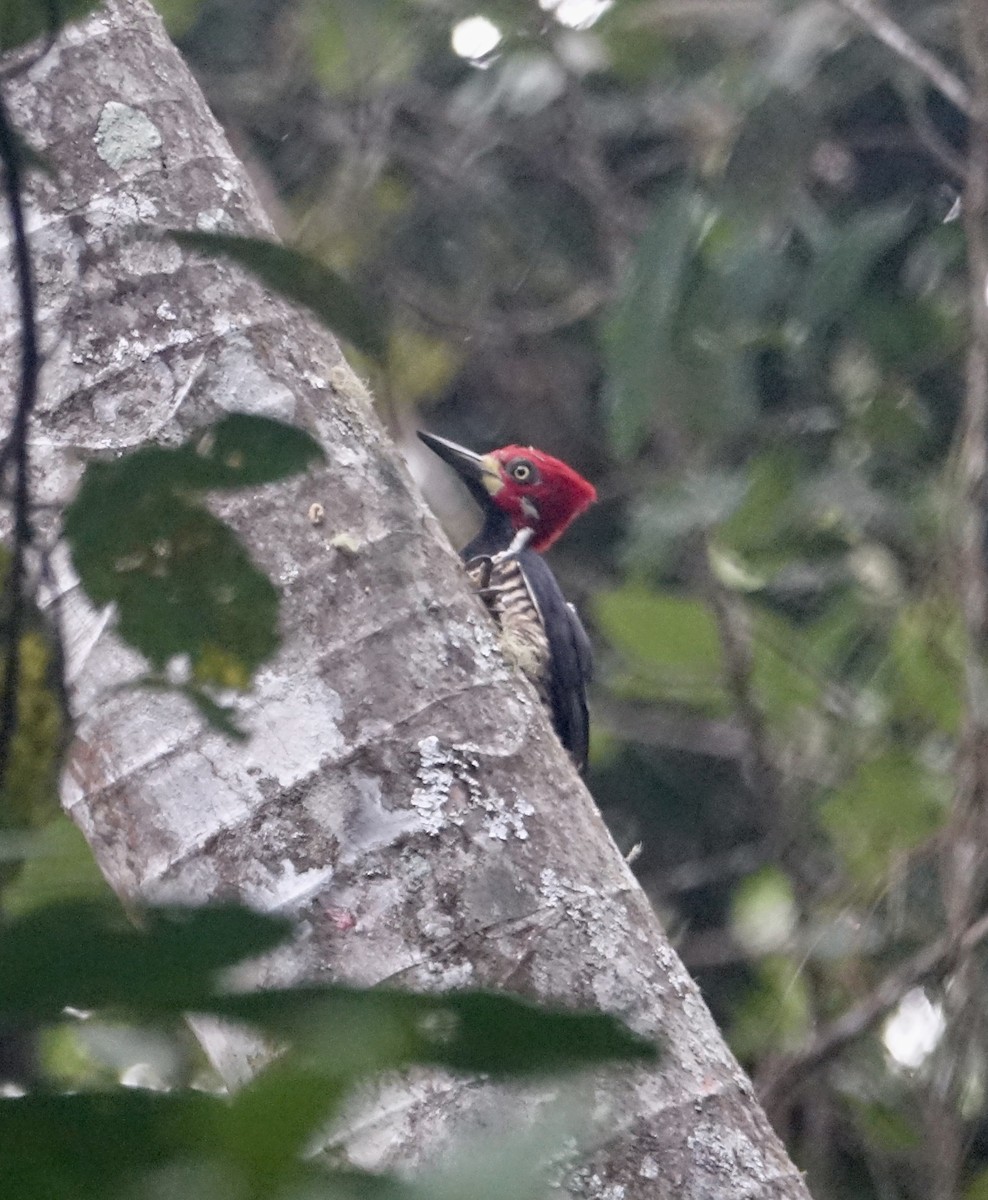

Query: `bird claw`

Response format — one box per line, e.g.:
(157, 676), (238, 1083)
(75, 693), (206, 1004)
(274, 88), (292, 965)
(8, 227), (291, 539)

(465, 554), (494, 590)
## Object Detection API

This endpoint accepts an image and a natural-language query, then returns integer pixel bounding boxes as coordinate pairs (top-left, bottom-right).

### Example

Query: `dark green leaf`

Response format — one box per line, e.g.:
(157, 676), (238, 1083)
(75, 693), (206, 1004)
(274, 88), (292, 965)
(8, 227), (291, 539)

(7, 127), (57, 178)
(0, 900), (292, 1019)
(820, 749), (947, 883)
(724, 91), (821, 217)
(0, 0), (102, 53)
(795, 204), (914, 340)
(216, 985), (659, 1078)
(717, 452), (799, 561)
(169, 231), (386, 361)
(0, 815), (112, 916)
(63, 416), (321, 686)
(0, 1091), (222, 1200)
(66, 485), (278, 684)
(186, 413), (325, 488)
(888, 601), (963, 733)
(729, 956), (811, 1061)
(153, 0), (203, 38)
(604, 183), (703, 459)
(594, 585), (726, 708)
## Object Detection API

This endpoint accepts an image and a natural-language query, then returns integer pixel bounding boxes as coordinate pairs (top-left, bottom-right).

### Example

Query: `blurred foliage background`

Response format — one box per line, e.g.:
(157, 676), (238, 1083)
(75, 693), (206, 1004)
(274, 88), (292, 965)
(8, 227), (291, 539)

(155, 0), (985, 1195)
(4, 0), (988, 1197)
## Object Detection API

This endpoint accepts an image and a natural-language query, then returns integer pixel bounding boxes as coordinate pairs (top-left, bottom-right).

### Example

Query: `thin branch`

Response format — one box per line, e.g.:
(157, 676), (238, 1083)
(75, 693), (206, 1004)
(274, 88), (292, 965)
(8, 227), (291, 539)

(835, 0), (971, 116)
(0, 92), (41, 790)
(758, 909), (988, 1109)
(949, 0), (988, 918)
(647, 841), (772, 897)
(593, 696), (747, 760)
(900, 89), (967, 181)
(702, 558), (779, 818)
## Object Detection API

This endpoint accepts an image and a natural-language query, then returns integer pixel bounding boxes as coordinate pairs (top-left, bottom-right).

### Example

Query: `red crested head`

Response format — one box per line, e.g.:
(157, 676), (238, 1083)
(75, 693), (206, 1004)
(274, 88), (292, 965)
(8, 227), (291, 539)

(417, 431), (596, 552)
(485, 444), (597, 551)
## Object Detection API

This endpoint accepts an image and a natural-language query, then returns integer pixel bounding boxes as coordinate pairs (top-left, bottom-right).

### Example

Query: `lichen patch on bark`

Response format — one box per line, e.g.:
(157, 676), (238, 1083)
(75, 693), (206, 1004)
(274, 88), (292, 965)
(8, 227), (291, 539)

(94, 101), (162, 168)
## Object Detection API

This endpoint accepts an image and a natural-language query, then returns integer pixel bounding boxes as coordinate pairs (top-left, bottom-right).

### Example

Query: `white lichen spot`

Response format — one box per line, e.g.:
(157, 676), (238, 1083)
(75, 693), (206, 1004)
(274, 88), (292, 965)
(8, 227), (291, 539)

(196, 208), (231, 232)
(410, 736), (478, 835)
(410, 736), (456, 835)
(427, 960), (475, 988)
(95, 102), (163, 169)
(539, 866), (596, 905)
(156, 301), (177, 322)
(638, 1156), (659, 1180)
(242, 859), (335, 910)
(211, 340), (296, 422)
(332, 443), (366, 470)
(229, 676), (345, 785)
(329, 364), (371, 404)
(345, 773), (421, 858)
(540, 867), (566, 904)
(483, 792), (536, 841)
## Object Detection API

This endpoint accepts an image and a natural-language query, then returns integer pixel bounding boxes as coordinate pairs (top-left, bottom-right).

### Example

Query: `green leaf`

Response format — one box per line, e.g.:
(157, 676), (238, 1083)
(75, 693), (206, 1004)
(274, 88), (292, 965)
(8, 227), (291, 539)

(729, 955), (811, 1060)
(820, 749), (947, 884)
(0, 0), (102, 52)
(751, 609), (824, 724)
(731, 868), (797, 955)
(624, 470), (748, 574)
(724, 91), (821, 218)
(795, 204), (914, 341)
(67, 487), (278, 685)
(193, 988), (655, 1186)
(594, 585), (726, 708)
(888, 600), (963, 733)
(0, 900), (292, 1020)
(63, 415), (322, 690)
(169, 231), (386, 361)
(0, 815), (112, 916)
(717, 453), (800, 562)
(184, 413), (326, 488)
(0, 1091), (222, 1200)
(964, 1168), (988, 1200)
(604, 182), (704, 459)
(217, 985), (659, 1078)
(152, 0), (202, 38)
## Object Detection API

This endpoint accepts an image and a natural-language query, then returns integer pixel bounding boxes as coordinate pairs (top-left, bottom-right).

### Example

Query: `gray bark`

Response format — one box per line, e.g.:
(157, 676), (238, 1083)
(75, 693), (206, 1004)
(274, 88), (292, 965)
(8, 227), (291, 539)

(0, 2), (810, 1196)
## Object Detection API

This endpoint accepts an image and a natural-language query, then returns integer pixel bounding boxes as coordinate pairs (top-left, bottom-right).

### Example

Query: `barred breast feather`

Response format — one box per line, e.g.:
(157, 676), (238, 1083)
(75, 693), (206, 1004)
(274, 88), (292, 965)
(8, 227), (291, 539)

(465, 550), (592, 773)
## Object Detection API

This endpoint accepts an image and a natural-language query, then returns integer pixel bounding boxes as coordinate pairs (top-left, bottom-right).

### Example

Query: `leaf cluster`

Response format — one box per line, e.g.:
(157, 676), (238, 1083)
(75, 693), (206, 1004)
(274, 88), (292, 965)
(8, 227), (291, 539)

(0, 898), (656, 1200)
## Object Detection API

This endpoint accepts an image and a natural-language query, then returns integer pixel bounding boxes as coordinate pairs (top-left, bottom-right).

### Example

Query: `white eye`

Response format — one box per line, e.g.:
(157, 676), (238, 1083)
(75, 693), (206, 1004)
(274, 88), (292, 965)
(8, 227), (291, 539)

(512, 462), (532, 482)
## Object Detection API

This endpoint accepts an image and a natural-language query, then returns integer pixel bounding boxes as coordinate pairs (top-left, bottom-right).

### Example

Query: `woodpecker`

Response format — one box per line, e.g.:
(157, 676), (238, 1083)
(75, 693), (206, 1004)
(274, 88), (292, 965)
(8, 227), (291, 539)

(418, 431), (597, 772)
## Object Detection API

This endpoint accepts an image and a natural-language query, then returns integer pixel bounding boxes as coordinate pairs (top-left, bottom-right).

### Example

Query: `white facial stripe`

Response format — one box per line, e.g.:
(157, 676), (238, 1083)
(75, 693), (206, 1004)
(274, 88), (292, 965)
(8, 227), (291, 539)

(520, 496), (539, 521)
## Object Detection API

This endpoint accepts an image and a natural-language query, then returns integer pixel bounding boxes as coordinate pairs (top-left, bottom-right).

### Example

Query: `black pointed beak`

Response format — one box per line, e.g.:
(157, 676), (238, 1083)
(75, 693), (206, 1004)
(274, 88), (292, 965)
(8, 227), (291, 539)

(417, 431), (500, 490)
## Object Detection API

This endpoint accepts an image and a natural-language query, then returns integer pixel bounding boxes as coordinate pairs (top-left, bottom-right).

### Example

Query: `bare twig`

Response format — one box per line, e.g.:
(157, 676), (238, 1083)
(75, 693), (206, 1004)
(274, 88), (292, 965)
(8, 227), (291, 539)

(0, 92), (41, 790)
(923, 6), (988, 1194)
(593, 695), (747, 760)
(702, 559), (779, 816)
(648, 841), (771, 897)
(941, 1), (988, 1018)
(900, 89), (967, 181)
(835, 0), (971, 116)
(758, 909), (988, 1109)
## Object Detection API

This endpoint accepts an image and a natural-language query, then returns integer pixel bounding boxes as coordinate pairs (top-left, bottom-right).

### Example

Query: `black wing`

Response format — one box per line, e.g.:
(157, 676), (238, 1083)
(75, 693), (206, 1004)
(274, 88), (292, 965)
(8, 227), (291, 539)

(517, 550), (593, 773)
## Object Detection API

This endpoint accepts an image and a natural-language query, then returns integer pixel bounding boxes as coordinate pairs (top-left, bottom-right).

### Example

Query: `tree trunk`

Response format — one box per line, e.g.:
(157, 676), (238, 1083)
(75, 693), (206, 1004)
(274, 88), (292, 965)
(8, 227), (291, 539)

(0, 2), (810, 1195)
